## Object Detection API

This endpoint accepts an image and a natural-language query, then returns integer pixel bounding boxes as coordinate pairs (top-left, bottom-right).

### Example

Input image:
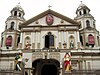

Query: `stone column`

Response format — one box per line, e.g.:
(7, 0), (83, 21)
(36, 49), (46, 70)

(74, 32), (77, 49)
(58, 31), (62, 48)
(64, 31), (67, 42)
(80, 61), (83, 70)
(84, 60), (87, 70)
(37, 32), (40, 48)
(3, 34), (6, 47)
(20, 33), (23, 43)
(32, 32), (35, 49)
(77, 31), (80, 42)
(58, 31), (61, 42)
(35, 32), (37, 49)
(61, 31), (63, 44)
(38, 32), (41, 43)
(66, 32), (68, 48)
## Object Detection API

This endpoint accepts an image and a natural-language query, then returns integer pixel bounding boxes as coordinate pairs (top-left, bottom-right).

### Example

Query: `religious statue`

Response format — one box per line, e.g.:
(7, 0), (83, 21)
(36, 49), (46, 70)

(63, 41), (67, 49)
(70, 40), (74, 49)
(64, 52), (71, 71)
(25, 41), (31, 49)
(15, 54), (22, 71)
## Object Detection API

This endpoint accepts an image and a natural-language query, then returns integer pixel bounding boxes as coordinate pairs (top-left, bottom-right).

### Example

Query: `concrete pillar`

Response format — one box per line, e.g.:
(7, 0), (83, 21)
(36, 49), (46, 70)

(77, 31), (80, 42)
(20, 33), (23, 43)
(38, 32), (41, 43)
(75, 32), (77, 49)
(84, 60), (87, 70)
(64, 31), (67, 42)
(61, 31), (63, 44)
(66, 32), (68, 48)
(35, 32), (37, 49)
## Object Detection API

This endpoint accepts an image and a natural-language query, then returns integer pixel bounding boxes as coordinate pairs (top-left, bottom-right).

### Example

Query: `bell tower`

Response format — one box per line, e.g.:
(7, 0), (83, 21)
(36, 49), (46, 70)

(1, 3), (25, 50)
(75, 2), (100, 48)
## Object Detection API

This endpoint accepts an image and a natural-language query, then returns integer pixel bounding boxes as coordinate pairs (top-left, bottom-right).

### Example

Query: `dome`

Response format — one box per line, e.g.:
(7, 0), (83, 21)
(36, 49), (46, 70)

(14, 4), (23, 11)
(77, 2), (90, 11)
(11, 3), (25, 15)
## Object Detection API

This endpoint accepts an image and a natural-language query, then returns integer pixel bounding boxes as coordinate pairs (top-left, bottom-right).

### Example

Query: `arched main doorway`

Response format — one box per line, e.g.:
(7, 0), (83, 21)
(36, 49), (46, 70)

(41, 64), (57, 75)
(32, 59), (60, 75)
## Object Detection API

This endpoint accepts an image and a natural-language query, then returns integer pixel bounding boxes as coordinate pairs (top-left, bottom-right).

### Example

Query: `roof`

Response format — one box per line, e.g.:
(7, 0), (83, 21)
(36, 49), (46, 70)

(76, 3), (90, 12)
(20, 9), (79, 27)
(11, 3), (25, 15)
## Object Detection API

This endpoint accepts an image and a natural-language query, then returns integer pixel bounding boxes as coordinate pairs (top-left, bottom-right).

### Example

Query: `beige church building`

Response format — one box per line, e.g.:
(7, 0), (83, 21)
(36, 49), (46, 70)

(0, 2), (100, 75)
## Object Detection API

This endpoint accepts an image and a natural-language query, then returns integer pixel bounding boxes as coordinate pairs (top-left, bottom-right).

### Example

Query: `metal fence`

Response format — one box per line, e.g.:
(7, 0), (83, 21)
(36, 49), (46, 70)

(65, 70), (100, 75)
(0, 70), (21, 75)
(0, 70), (100, 75)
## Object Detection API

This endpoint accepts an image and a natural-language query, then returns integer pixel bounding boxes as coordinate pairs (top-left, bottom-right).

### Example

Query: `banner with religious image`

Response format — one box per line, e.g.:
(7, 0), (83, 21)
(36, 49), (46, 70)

(6, 36), (12, 46)
(64, 52), (71, 71)
(88, 35), (94, 44)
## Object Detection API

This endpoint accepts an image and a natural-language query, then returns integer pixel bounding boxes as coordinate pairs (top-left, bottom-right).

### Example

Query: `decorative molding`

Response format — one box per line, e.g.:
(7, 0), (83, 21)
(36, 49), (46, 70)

(25, 32), (31, 35)
(68, 31), (74, 34)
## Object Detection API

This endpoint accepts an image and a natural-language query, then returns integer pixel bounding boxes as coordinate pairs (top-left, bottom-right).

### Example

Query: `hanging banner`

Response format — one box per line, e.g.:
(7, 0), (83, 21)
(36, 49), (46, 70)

(88, 35), (94, 44)
(6, 36), (12, 46)
(64, 52), (71, 71)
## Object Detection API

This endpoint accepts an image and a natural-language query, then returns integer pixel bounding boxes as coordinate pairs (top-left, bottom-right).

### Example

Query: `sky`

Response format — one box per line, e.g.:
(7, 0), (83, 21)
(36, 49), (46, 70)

(0, 0), (100, 37)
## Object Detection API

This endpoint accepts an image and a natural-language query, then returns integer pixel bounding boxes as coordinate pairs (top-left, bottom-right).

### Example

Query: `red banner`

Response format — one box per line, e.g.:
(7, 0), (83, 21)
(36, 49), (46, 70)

(6, 36), (12, 46)
(88, 35), (94, 44)
(64, 52), (71, 71)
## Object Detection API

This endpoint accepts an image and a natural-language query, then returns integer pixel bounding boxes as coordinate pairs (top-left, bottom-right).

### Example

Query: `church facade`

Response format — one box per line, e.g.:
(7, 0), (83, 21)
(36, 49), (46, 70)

(0, 2), (100, 75)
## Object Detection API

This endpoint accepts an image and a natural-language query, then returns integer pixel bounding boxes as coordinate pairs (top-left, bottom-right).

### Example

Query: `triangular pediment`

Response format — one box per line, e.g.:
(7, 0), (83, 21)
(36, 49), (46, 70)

(20, 9), (79, 27)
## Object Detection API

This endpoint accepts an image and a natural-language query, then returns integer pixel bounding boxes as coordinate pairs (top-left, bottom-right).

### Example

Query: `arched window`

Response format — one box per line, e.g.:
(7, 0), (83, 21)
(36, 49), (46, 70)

(80, 35), (83, 45)
(14, 11), (17, 16)
(25, 71), (28, 75)
(17, 36), (20, 47)
(93, 21), (95, 28)
(45, 32), (54, 48)
(18, 22), (21, 30)
(19, 13), (21, 17)
(1, 37), (4, 47)
(11, 22), (15, 30)
(6, 36), (12, 47)
(86, 20), (90, 28)
(79, 21), (82, 28)
(97, 36), (100, 46)
(83, 9), (86, 14)
(79, 11), (82, 15)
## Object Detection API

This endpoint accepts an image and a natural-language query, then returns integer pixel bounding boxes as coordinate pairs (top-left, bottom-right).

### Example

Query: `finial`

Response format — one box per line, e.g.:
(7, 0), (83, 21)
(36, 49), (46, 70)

(80, 1), (83, 4)
(48, 5), (52, 9)
(18, 2), (20, 5)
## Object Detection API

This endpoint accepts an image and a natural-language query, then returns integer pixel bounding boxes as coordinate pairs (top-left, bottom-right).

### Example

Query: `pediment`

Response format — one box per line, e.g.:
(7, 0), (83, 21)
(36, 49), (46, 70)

(20, 9), (79, 27)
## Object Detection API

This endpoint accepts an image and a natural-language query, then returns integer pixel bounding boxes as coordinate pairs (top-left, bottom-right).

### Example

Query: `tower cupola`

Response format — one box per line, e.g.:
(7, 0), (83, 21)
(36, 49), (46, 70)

(5, 3), (25, 31)
(10, 3), (25, 17)
(76, 2), (90, 16)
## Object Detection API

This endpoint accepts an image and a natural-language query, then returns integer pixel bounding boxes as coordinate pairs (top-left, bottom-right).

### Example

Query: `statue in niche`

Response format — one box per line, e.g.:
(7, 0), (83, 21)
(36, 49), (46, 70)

(25, 41), (31, 49)
(63, 41), (67, 49)
(70, 40), (74, 49)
